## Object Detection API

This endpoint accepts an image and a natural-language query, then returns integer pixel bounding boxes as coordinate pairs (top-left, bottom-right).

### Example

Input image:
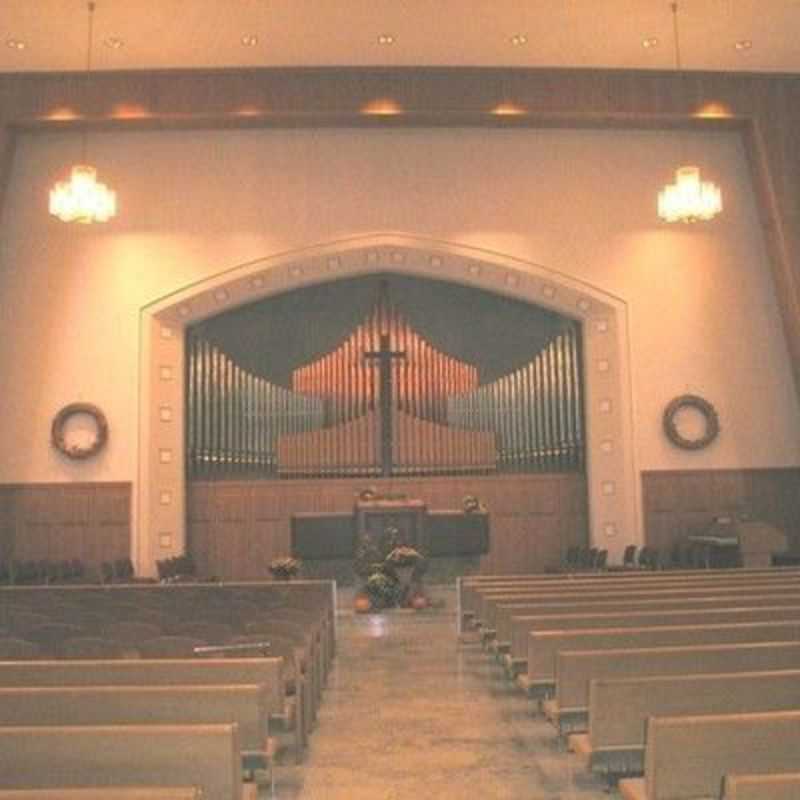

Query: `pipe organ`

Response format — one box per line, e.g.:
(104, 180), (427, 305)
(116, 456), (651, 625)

(186, 285), (584, 479)
(448, 324), (583, 471)
(186, 338), (324, 477)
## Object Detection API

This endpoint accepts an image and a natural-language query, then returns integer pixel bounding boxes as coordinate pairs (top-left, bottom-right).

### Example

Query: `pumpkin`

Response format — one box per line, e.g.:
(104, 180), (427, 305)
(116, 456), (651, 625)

(354, 593), (372, 613)
(410, 593), (428, 610)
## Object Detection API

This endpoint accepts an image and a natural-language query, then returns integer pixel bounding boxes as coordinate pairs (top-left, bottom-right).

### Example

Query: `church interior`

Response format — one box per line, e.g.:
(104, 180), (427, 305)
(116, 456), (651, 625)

(1, 1), (800, 798)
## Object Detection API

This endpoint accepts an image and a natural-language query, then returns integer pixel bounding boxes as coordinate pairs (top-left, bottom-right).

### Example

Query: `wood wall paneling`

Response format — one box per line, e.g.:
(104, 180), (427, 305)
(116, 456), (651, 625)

(0, 483), (131, 571)
(187, 473), (589, 580)
(642, 468), (800, 556)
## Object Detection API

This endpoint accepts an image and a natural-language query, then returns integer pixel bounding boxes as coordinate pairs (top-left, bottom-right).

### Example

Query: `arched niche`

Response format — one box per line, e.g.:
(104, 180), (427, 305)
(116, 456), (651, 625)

(137, 233), (637, 576)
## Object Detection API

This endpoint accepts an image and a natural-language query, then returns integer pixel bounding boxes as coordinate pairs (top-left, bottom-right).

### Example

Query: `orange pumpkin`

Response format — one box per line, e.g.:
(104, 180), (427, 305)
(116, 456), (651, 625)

(354, 594), (372, 613)
(410, 593), (428, 610)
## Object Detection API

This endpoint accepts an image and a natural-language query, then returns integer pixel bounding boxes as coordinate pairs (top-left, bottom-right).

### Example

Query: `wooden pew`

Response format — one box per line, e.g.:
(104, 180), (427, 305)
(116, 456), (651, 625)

(477, 580), (800, 638)
(459, 567), (800, 609)
(723, 772), (800, 800)
(617, 711), (800, 800)
(526, 622), (800, 725)
(0, 658), (304, 760)
(0, 685), (274, 776)
(0, 724), (246, 800)
(570, 669), (800, 778)
(550, 641), (800, 735)
(504, 603), (800, 675)
(0, 789), (202, 800)
(481, 583), (800, 642)
(0, 581), (336, 655)
(457, 569), (800, 632)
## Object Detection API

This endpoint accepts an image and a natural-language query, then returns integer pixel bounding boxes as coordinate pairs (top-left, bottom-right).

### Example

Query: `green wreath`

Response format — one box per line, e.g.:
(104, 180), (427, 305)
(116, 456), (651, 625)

(51, 403), (109, 460)
(662, 394), (720, 451)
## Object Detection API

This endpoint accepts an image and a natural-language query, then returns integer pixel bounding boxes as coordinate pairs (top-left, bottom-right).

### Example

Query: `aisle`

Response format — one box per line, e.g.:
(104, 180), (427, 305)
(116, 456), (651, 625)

(274, 591), (616, 799)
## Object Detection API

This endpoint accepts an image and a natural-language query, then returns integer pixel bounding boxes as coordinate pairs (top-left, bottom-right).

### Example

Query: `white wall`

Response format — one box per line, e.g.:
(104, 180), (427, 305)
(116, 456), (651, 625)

(1, 126), (798, 487)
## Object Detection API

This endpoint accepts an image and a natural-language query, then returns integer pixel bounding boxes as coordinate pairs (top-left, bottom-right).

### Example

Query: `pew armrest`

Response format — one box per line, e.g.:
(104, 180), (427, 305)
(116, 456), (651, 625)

(568, 733), (592, 768)
(618, 777), (649, 800)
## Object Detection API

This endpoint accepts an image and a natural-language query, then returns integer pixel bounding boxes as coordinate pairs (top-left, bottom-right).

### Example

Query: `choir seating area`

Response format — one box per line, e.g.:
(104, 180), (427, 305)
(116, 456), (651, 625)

(459, 566), (800, 799)
(0, 581), (336, 798)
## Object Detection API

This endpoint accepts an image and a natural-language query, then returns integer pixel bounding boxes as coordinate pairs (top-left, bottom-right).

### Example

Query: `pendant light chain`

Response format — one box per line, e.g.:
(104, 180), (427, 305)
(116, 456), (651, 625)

(81, 1), (95, 164)
(49, 0), (117, 224)
(657, 0), (722, 223)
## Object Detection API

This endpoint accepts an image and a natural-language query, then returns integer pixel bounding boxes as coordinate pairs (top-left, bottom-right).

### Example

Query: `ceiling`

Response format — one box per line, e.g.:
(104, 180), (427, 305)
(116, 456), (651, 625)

(2, 0), (800, 75)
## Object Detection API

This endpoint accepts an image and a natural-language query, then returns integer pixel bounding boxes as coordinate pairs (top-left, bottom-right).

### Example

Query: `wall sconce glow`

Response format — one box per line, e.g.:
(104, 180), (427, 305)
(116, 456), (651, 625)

(658, 165), (722, 223)
(233, 106), (264, 117)
(693, 101), (732, 119)
(112, 103), (152, 120)
(49, 164), (117, 224)
(491, 102), (526, 116)
(361, 98), (403, 115)
(47, 108), (80, 121)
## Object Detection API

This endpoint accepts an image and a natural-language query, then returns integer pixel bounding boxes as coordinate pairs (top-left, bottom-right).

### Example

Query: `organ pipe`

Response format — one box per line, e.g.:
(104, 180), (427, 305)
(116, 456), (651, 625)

(446, 322), (584, 473)
(187, 304), (582, 478)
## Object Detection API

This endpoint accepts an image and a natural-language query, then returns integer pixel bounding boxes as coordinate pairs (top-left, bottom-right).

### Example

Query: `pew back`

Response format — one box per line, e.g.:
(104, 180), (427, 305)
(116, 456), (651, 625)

(458, 568), (800, 628)
(508, 605), (800, 663)
(528, 621), (800, 686)
(480, 581), (800, 630)
(0, 685), (269, 751)
(640, 711), (800, 800)
(0, 724), (242, 800)
(0, 659), (284, 714)
(585, 670), (800, 777)
(556, 641), (800, 714)
(723, 772), (800, 800)
(0, 790), (202, 800)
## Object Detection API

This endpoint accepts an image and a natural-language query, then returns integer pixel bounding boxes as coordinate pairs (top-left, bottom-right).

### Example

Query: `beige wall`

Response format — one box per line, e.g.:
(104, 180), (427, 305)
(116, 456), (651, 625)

(0, 125), (798, 495)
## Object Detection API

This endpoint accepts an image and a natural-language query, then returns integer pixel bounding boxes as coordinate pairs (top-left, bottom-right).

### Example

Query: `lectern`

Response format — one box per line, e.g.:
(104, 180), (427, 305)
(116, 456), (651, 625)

(355, 498), (427, 553)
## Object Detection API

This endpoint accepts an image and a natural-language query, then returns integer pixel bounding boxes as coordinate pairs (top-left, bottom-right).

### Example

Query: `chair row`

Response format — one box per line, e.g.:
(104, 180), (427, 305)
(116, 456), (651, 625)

(562, 546), (608, 570)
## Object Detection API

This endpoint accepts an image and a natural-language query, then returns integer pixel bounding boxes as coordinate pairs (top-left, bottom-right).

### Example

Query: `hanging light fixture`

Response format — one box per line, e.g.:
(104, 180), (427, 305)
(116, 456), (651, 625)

(657, 2), (721, 224)
(49, 1), (116, 224)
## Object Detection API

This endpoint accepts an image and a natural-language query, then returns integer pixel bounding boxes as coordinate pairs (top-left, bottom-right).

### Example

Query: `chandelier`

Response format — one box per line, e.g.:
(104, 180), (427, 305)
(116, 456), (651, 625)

(657, 2), (721, 224)
(49, 2), (117, 224)
(658, 166), (722, 223)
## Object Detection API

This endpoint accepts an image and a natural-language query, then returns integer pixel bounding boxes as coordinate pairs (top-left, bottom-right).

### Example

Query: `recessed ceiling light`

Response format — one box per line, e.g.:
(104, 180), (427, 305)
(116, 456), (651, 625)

(510, 34), (528, 46)
(377, 34), (395, 45)
(241, 34), (259, 47)
(6, 38), (26, 50)
(734, 39), (752, 51)
(642, 37), (659, 49)
(104, 36), (124, 49)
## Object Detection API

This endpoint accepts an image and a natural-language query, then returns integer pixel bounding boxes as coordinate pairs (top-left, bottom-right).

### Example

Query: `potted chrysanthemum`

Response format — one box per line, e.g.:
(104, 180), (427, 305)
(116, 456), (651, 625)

(384, 546), (424, 602)
(269, 556), (301, 581)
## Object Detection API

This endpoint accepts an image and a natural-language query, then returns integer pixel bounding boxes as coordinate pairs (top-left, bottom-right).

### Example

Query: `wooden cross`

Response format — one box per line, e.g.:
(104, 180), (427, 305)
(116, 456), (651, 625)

(364, 332), (407, 477)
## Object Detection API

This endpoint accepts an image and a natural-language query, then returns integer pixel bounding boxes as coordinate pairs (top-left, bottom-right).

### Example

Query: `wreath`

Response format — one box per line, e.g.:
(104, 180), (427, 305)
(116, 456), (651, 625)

(662, 394), (720, 450)
(51, 403), (109, 460)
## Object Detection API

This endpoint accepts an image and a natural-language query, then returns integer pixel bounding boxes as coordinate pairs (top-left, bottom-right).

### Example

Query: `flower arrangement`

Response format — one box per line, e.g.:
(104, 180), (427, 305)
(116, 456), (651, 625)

(384, 546), (423, 569)
(384, 546), (426, 606)
(463, 494), (485, 513)
(365, 571), (401, 608)
(358, 486), (377, 502)
(269, 556), (301, 580)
